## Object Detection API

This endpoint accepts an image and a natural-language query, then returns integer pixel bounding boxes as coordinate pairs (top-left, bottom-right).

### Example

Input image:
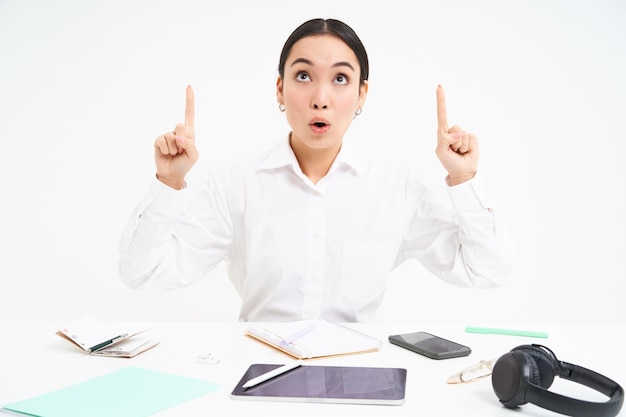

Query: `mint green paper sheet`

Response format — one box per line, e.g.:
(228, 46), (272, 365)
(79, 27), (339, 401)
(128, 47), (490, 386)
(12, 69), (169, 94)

(2, 366), (220, 417)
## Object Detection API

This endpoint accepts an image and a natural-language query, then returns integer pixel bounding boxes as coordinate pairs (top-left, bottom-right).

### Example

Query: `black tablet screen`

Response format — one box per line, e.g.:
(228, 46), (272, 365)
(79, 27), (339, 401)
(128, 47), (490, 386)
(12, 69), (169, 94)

(231, 363), (407, 405)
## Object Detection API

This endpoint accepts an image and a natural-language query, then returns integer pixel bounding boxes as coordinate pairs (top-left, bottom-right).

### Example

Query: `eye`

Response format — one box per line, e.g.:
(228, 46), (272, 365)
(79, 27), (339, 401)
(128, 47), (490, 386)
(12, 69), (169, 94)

(334, 74), (348, 85)
(296, 71), (311, 82)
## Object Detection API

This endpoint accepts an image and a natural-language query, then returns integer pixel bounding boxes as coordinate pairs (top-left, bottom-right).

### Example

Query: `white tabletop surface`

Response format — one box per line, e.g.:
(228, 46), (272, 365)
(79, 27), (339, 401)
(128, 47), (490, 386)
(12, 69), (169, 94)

(0, 321), (624, 416)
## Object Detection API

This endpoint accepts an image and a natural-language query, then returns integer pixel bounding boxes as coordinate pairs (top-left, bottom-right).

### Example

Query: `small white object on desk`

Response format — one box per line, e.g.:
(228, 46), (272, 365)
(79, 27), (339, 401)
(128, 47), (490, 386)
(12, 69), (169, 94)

(196, 352), (221, 364)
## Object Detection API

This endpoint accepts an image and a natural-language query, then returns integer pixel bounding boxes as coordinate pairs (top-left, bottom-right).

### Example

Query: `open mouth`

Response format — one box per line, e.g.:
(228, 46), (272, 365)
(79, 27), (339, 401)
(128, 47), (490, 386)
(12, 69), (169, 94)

(309, 118), (330, 134)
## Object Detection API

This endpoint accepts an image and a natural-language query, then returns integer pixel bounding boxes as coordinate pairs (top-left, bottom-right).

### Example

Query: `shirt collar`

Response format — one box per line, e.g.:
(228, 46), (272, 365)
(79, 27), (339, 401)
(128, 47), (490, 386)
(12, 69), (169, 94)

(259, 134), (298, 170)
(259, 134), (369, 177)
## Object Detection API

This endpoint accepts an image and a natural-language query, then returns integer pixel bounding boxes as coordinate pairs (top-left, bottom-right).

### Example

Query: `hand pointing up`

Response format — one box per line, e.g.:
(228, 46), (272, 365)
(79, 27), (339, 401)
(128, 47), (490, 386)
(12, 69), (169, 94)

(154, 85), (199, 189)
(435, 85), (479, 186)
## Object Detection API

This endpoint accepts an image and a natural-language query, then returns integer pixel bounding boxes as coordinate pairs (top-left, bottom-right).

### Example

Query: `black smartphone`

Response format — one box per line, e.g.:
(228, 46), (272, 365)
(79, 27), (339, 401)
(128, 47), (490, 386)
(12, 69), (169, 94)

(388, 331), (471, 360)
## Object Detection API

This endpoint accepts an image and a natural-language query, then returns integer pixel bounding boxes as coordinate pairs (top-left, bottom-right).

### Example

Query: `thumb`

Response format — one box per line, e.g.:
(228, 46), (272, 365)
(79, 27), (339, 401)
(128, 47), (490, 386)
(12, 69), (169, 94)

(175, 135), (199, 163)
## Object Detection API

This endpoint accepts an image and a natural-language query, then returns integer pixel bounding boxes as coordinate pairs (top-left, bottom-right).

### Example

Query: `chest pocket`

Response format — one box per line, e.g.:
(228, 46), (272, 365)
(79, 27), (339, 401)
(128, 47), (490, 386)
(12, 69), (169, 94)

(340, 240), (397, 303)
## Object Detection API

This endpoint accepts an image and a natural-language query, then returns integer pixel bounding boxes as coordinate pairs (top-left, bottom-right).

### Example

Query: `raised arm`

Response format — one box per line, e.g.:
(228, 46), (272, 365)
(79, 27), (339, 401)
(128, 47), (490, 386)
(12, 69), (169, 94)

(119, 85), (232, 290)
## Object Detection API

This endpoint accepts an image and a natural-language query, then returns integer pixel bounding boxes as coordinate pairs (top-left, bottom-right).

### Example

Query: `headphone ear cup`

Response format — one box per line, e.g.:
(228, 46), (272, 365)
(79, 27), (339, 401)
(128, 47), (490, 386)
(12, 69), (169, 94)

(514, 345), (558, 389)
(519, 351), (543, 387)
(492, 351), (528, 408)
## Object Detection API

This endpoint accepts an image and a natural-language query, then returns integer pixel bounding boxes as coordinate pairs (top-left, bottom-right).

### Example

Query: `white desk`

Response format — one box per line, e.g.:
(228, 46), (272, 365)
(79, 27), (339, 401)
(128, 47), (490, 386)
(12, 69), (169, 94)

(0, 321), (624, 416)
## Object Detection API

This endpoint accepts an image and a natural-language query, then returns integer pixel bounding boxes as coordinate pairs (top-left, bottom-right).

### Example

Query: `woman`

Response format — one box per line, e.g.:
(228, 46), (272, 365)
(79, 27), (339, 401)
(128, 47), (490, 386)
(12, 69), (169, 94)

(119, 18), (514, 322)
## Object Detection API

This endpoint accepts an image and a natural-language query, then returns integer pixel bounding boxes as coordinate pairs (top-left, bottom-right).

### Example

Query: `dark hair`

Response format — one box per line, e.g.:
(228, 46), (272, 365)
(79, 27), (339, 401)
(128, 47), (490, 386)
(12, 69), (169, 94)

(278, 18), (369, 86)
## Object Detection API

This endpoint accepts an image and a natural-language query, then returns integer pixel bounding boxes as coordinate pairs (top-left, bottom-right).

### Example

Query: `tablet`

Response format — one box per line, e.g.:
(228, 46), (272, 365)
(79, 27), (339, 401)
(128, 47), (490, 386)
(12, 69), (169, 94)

(230, 363), (407, 405)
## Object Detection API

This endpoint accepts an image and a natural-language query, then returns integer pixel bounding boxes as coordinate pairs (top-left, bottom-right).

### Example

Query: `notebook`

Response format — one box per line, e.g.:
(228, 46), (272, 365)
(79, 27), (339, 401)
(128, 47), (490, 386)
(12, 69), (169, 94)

(231, 363), (407, 405)
(56, 315), (158, 357)
(245, 318), (382, 359)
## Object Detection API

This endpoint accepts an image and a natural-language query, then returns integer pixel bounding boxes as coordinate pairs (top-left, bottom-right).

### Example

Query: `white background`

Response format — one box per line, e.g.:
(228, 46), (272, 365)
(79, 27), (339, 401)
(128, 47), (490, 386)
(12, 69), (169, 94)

(1, 0), (624, 324)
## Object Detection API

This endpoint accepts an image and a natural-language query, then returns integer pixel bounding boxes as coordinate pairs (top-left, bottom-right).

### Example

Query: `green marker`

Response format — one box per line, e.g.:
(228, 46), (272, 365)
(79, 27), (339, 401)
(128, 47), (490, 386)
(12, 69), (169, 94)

(465, 326), (548, 338)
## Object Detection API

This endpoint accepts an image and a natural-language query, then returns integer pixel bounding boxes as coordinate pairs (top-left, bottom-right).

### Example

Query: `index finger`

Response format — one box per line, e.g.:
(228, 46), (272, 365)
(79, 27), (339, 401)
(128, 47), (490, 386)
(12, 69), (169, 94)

(436, 84), (448, 133)
(185, 85), (195, 128)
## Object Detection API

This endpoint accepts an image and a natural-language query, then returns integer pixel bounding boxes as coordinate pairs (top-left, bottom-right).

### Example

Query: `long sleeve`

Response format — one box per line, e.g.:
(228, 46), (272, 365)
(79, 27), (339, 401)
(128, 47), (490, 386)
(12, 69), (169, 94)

(400, 174), (515, 288)
(118, 175), (232, 290)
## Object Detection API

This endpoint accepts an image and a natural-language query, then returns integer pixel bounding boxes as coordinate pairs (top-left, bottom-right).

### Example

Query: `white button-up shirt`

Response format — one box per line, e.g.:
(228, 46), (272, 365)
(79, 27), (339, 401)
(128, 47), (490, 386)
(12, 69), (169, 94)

(119, 135), (514, 322)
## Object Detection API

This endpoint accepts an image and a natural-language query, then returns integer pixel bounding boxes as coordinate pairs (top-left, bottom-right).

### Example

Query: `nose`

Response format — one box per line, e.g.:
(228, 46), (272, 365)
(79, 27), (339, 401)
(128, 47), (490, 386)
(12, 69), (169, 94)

(311, 84), (329, 109)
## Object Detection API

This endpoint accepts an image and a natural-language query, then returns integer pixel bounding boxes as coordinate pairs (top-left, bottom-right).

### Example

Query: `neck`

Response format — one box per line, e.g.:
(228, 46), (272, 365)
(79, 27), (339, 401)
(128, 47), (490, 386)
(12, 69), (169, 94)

(289, 135), (341, 184)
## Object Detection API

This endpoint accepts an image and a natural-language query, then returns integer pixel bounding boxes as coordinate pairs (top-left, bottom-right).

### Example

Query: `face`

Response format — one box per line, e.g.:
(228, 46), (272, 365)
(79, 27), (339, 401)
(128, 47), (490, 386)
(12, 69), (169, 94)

(276, 34), (368, 153)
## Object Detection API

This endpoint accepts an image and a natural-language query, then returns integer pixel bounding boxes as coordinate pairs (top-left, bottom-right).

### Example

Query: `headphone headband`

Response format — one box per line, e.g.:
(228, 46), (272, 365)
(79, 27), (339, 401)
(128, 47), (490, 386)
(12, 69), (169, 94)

(492, 345), (624, 417)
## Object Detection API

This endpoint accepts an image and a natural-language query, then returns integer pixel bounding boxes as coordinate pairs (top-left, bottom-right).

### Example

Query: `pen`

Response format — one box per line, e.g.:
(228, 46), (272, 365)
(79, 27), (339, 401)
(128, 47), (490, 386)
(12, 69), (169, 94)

(465, 326), (548, 338)
(279, 324), (315, 346)
(88, 333), (128, 352)
(242, 360), (303, 388)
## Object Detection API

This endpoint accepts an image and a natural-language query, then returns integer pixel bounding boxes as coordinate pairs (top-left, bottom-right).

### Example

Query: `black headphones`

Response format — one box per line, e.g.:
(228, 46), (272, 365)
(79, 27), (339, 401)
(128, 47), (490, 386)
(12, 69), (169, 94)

(491, 344), (624, 417)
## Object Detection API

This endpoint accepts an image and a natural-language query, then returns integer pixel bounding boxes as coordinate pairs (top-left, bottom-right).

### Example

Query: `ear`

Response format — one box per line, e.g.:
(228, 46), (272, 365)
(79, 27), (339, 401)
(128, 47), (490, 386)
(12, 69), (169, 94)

(276, 75), (284, 105)
(357, 80), (368, 109)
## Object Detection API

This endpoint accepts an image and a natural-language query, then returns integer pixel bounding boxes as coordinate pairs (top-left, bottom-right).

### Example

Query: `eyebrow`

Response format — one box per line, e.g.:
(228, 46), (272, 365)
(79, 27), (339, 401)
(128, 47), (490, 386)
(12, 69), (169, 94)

(290, 57), (355, 72)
